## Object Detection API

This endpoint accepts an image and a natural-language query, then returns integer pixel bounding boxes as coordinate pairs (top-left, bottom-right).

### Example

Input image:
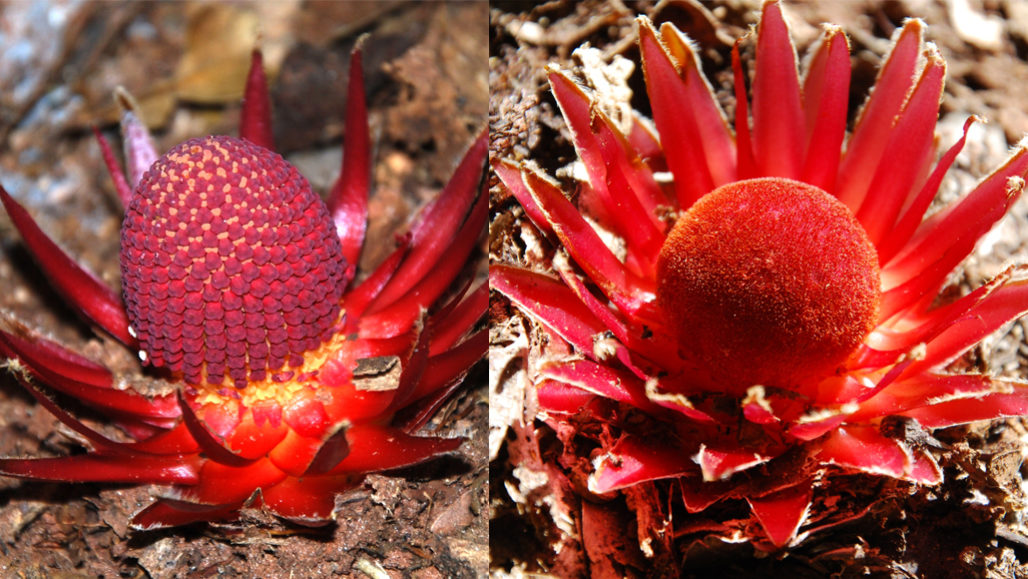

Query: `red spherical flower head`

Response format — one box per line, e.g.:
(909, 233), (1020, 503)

(657, 177), (880, 392)
(492, 0), (1028, 558)
(121, 136), (345, 388)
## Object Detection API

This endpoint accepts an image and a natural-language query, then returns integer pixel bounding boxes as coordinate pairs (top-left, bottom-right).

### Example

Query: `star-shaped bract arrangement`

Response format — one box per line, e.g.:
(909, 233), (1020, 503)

(493, 0), (1028, 551)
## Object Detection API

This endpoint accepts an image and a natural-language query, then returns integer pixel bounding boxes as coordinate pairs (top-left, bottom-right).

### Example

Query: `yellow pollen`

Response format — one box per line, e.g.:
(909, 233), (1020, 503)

(191, 309), (348, 409)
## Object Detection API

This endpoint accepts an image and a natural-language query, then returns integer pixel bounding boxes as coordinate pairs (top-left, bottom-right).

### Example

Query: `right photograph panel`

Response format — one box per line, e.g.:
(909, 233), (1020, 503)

(489, 1), (1028, 576)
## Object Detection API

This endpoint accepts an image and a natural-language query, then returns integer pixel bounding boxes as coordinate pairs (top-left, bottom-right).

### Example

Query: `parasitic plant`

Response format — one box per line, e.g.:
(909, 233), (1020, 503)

(492, 0), (1028, 557)
(0, 42), (486, 528)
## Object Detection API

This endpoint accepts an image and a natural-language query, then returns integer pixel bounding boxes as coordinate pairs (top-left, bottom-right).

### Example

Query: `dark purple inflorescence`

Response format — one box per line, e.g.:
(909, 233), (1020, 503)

(120, 136), (346, 388)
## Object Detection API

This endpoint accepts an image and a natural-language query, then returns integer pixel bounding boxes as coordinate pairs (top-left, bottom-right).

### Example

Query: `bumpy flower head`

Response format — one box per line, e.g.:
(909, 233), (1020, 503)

(121, 136), (345, 388)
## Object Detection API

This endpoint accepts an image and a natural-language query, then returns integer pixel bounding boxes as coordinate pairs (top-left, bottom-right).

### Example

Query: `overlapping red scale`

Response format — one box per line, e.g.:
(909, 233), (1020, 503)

(836, 19), (924, 211)
(800, 25), (849, 192)
(751, 0), (804, 180)
(746, 483), (813, 548)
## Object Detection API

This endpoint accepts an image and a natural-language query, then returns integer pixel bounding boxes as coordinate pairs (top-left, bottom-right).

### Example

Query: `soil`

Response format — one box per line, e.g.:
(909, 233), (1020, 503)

(0, 2), (487, 578)
(489, 0), (1028, 577)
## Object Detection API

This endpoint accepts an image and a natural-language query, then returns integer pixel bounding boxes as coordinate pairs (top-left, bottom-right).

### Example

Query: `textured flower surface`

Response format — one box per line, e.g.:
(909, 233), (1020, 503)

(0, 41), (486, 529)
(492, 0), (1028, 561)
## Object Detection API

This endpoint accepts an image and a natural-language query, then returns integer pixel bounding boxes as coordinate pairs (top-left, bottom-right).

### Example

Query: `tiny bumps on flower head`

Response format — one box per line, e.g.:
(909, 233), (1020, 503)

(120, 136), (346, 388)
(657, 177), (881, 391)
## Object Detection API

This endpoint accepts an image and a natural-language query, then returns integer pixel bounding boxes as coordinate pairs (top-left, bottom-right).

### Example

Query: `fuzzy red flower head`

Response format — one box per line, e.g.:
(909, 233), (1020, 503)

(121, 136), (345, 387)
(0, 44), (487, 529)
(658, 177), (881, 391)
(494, 0), (1028, 557)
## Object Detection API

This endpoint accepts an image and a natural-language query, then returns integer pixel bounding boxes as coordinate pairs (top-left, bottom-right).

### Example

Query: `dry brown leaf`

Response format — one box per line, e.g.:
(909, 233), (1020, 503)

(175, 4), (259, 104)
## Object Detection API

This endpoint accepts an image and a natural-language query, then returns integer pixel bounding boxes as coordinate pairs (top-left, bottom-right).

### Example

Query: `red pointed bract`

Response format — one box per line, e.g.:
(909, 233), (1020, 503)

(644, 19), (735, 197)
(801, 25), (850, 192)
(747, 483), (812, 548)
(368, 129), (488, 311)
(0, 186), (135, 346)
(540, 359), (653, 410)
(427, 282), (487, 355)
(836, 19), (924, 211)
(342, 237), (411, 330)
(115, 90), (158, 189)
(93, 127), (135, 207)
(177, 391), (254, 467)
(492, 265), (609, 359)
(883, 145), (1028, 295)
(259, 474), (349, 523)
(328, 423), (463, 474)
(493, 158), (552, 234)
(731, 39), (757, 180)
(131, 497), (244, 531)
(328, 41), (371, 267)
(360, 189), (486, 339)
(878, 116), (976, 262)
(0, 328), (176, 420)
(240, 49), (275, 150)
(0, 454), (201, 485)
(401, 329), (486, 431)
(548, 69), (664, 277)
(855, 50), (945, 244)
(591, 437), (696, 493)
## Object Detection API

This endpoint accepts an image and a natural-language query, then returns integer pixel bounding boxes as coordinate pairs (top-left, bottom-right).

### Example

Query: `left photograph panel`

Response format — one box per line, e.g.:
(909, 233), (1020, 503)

(0, 2), (487, 576)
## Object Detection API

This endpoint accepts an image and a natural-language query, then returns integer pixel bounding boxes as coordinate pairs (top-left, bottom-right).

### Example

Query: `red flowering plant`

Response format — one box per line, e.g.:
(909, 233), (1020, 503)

(491, 0), (1028, 570)
(0, 35), (486, 530)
